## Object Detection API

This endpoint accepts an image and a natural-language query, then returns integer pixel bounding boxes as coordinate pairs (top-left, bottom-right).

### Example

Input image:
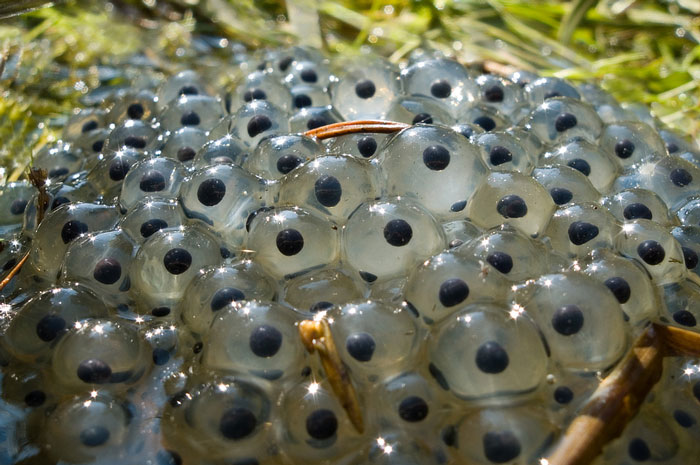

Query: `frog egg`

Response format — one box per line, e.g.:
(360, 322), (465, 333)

(506, 126), (546, 159)
(577, 83), (627, 123)
(473, 131), (534, 173)
(660, 279), (700, 331)
(180, 260), (277, 335)
(278, 154), (382, 224)
(540, 138), (618, 192)
(284, 59), (332, 88)
(640, 155), (700, 211)
(513, 272), (627, 372)
(525, 76), (581, 104)
(59, 229), (134, 304)
(508, 70), (539, 87)
(246, 206), (339, 281)
(324, 132), (391, 160)
(1, 365), (55, 410)
(451, 122), (485, 140)
(106, 89), (158, 124)
(258, 46), (322, 77)
(541, 369), (600, 424)
(329, 59), (400, 120)
(387, 95), (456, 126)
(192, 134), (249, 168)
(41, 393), (133, 463)
(289, 105), (343, 133)
(32, 140), (83, 181)
(524, 97), (603, 145)
(245, 134), (324, 180)
(601, 188), (675, 226)
(179, 163), (269, 248)
(466, 171), (556, 238)
(676, 197), (700, 226)
(459, 104), (512, 132)
(155, 69), (210, 110)
(231, 69), (293, 112)
(659, 128), (698, 157)
(118, 157), (186, 212)
(533, 165), (600, 206)
(454, 404), (558, 465)
(598, 406), (679, 464)
(279, 378), (365, 464)
(599, 121), (668, 168)
(50, 318), (151, 393)
(160, 94), (226, 132)
(290, 83), (332, 110)
(460, 226), (549, 282)
(325, 300), (421, 386)
(670, 226), (700, 278)
(62, 108), (109, 142)
(377, 125), (488, 220)
(103, 119), (161, 154)
(86, 148), (146, 196)
(281, 268), (365, 315)
(404, 251), (511, 324)
(579, 248), (661, 326)
(162, 376), (276, 464)
(654, 358), (700, 435)
(75, 127), (110, 161)
(442, 219), (483, 249)
(119, 197), (186, 244)
(130, 225), (222, 304)
(200, 301), (304, 383)
(427, 303), (547, 400)
(544, 202), (620, 258)
(366, 371), (447, 437)
(140, 321), (179, 367)
(28, 202), (119, 281)
(2, 285), (108, 364)
(474, 74), (528, 121)
(342, 198), (445, 283)
(160, 126), (209, 164)
(577, 83), (618, 107)
(220, 100), (290, 148)
(401, 58), (477, 117)
(615, 219), (686, 284)
(0, 181), (35, 235)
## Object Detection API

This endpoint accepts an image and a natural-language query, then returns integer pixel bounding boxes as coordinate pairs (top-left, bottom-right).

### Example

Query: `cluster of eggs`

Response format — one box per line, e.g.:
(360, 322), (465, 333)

(0, 46), (699, 465)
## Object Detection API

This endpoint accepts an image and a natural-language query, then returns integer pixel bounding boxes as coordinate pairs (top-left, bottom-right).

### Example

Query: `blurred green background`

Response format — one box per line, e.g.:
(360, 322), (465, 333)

(1, 0), (698, 181)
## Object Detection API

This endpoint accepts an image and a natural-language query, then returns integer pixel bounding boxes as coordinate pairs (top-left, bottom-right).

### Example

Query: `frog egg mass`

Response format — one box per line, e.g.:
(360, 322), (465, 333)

(0, 45), (699, 465)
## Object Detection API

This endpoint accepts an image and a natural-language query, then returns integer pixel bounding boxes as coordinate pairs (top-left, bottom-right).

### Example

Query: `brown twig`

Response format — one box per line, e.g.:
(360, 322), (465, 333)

(654, 323), (700, 357)
(303, 120), (410, 140)
(27, 167), (49, 225)
(0, 251), (29, 292)
(483, 60), (518, 77)
(299, 318), (364, 433)
(547, 323), (700, 465)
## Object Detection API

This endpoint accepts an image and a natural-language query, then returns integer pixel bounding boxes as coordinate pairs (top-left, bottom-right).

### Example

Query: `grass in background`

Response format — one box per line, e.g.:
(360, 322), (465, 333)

(0, 0), (698, 180)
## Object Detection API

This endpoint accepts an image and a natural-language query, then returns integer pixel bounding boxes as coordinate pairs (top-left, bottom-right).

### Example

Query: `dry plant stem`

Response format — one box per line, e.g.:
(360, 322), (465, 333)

(653, 323), (700, 357)
(0, 251), (28, 292)
(303, 120), (410, 140)
(547, 325), (666, 465)
(299, 319), (365, 433)
(483, 60), (518, 77)
(27, 168), (49, 224)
